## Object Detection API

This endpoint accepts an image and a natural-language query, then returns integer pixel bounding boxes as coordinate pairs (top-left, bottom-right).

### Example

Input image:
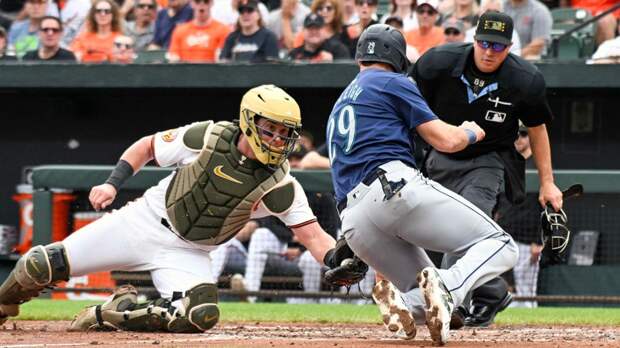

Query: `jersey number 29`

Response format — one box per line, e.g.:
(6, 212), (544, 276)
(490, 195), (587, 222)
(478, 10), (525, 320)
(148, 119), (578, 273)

(327, 105), (356, 164)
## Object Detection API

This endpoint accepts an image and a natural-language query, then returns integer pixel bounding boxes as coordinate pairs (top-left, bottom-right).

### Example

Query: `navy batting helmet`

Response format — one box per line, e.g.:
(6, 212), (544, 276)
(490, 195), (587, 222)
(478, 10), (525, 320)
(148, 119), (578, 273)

(355, 24), (409, 73)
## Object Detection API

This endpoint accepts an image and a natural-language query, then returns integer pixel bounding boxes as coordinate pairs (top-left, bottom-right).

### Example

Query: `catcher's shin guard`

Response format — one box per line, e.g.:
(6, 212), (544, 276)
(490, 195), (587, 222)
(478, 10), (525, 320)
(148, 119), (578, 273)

(0, 243), (70, 306)
(70, 283), (219, 333)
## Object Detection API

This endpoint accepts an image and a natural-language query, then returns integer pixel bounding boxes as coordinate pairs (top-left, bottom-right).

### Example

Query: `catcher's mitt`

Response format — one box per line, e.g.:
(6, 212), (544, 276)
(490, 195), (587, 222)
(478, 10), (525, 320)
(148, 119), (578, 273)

(324, 256), (368, 287)
(540, 205), (571, 267)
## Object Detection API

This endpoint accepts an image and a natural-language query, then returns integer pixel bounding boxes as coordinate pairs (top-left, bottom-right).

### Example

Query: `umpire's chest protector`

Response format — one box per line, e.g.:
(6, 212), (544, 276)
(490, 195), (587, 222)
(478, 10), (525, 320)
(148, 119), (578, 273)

(164, 120), (290, 245)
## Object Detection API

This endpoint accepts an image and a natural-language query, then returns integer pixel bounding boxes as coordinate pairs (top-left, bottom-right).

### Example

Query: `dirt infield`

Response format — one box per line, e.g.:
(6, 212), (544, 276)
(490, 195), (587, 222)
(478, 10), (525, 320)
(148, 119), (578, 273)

(0, 321), (617, 347)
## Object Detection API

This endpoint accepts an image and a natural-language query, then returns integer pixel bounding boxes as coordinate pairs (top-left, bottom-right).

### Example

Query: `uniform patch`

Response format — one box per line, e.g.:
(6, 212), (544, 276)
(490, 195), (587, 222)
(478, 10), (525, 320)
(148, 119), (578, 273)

(485, 110), (507, 123)
(161, 129), (178, 142)
(483, 20), (506, 32)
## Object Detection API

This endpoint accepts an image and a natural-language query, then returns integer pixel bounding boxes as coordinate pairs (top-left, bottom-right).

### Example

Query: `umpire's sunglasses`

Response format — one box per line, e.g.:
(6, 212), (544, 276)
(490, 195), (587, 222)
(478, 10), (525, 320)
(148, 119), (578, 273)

(476, 40), (508, 53)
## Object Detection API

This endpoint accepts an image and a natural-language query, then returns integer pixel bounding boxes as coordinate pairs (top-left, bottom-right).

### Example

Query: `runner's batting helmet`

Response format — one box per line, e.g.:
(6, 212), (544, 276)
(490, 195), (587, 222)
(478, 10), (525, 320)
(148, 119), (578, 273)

(355, 24), (409, 73)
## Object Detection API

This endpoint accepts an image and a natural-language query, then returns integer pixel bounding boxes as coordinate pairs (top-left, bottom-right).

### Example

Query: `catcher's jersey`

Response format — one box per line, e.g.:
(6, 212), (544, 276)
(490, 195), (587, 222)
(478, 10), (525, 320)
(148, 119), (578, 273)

(327, 68), (437, 202)
(142, 122), (315, 228)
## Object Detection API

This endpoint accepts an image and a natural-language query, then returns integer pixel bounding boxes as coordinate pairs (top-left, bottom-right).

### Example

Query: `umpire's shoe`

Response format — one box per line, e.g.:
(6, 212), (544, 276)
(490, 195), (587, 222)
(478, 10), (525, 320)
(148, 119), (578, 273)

(463, 292), (512, 327)
(372, 279), (416, 339)
(418, 267), (454, 346)
(0, 304), (19, 326)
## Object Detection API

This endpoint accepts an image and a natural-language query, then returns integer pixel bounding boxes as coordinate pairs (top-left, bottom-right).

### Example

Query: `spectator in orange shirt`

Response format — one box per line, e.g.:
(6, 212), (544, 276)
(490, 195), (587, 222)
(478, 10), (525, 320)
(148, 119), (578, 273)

(404, 0), (444, 58)
(168, 0), (230, 62)
(564, 0), (620, 45)
(71, 0), (123, 62)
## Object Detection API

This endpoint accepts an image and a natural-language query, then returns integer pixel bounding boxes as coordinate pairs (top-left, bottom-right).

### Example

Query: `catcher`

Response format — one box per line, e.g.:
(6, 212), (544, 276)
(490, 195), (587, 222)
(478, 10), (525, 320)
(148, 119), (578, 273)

(0, 85), (338, 333)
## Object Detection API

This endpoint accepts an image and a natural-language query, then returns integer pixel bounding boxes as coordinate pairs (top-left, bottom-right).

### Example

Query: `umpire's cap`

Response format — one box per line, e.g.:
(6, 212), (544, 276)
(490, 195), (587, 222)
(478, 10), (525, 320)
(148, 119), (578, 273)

(355, 24), (409, 73)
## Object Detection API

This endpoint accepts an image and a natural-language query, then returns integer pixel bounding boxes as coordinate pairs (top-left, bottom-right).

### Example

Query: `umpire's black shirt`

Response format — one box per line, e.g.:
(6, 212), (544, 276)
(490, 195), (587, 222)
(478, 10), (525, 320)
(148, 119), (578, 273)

(409, 43), (553, 159)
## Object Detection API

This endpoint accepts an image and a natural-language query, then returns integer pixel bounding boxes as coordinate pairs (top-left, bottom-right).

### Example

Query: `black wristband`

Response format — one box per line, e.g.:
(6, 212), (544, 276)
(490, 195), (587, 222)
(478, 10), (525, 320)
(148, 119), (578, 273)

(323, 248), (336, 268)
(105, 159), (134, 190)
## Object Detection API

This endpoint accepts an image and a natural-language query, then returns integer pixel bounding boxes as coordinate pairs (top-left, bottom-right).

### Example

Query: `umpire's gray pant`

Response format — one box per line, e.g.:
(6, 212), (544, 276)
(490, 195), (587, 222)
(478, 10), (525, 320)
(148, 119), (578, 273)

(340, 160), (518, 323)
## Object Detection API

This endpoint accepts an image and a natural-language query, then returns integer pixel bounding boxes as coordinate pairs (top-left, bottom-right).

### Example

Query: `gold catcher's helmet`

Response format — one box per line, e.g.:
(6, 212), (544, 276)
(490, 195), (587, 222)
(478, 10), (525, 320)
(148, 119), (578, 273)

(239, 85), (302, 167)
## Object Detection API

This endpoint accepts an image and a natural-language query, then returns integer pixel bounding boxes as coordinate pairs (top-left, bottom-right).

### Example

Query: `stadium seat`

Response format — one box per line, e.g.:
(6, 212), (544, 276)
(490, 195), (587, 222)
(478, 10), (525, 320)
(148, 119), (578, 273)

(547, 8), (597, 60)
(134, 50), (167, 64)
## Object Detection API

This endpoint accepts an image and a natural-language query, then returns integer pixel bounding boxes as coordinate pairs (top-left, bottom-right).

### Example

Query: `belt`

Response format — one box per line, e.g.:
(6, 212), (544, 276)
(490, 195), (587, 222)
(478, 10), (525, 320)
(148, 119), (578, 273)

(337, 167), (386, 213)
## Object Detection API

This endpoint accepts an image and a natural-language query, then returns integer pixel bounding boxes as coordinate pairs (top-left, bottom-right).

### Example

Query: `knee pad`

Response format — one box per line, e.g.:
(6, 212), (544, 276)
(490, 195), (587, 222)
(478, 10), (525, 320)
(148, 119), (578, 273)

(168, 283), (219, 333)
(0, 243), (70, 305)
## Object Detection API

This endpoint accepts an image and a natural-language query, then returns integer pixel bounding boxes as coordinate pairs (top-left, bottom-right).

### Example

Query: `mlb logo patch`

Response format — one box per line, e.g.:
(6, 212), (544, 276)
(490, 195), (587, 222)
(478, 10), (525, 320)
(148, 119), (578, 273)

(367, 41), (375, 54)
(485, 110), (506, 123)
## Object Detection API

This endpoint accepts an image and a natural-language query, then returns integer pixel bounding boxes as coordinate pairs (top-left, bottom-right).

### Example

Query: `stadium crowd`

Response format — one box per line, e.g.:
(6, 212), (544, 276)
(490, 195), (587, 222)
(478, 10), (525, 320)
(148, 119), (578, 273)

(0, 0), (618, 63)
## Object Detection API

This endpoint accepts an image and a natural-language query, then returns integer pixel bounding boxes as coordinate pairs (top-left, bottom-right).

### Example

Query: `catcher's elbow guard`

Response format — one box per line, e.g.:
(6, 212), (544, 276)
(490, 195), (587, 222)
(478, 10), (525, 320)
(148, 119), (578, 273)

(0, 243), (71, 305)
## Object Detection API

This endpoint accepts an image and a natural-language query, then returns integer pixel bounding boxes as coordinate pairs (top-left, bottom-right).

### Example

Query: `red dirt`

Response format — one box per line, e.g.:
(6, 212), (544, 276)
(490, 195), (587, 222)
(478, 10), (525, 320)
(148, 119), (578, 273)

(0, 321), (617, 347)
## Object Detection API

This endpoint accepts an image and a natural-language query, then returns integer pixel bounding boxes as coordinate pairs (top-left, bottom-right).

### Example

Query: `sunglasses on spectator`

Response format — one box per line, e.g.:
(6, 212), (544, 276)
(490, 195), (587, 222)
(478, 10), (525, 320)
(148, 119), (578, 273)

(40, 27), (61, 34)
(137, 3), (156, 9)
(476, 40), (508, 52)
(355, 0), (377, 6)
(95, 8), (112, 14)
(318, 5), (334, 12)
(518, 130), (528, 137)
(27, 0), (46, 4)
(193, 0), (211, 4)
(238, 7), (255, 14)
(114, 42), (133, 49)
(416, 7), (437, 15)
(444, 28), (461, 36)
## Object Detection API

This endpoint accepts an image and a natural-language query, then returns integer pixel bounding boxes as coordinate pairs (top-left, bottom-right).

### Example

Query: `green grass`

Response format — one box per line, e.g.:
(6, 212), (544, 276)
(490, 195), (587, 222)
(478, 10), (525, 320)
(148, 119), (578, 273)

(16, 300), (620, 326)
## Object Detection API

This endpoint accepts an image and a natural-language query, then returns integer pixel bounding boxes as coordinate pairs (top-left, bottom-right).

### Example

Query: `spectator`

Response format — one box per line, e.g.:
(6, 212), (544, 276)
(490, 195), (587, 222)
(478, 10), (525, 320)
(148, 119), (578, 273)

(341, 0), (359, 25)
(504, 0), (552, 60)
(441, 0), (479, 28)
(443, 17), (465, 42)
(0, 26), (16, 60)
(150, 0), (193, 49)
(404, 0), (444, 58)
(341, 0), (379, 57)
(22, 15), (76, 61)
(219, 0), (279, 62)
(495, 126), (543, 309)
(47, 0), (91, 49)
(383, 15), (420, 63)
(266, 0), (310, 50)
(288, 12), (349, 62)
(565, 0), (620, 46)
(464, 0), (522, 56)
(167, 0), (230, 62)
(307, 0), (345, 45)
(111, 34), (136, 63)
(380, 0), (418, 32)
(71, 0), (123, 63)
(125, 0), (158, 52)
(8, 0), (47, 58)
(211, 0), (269, 28)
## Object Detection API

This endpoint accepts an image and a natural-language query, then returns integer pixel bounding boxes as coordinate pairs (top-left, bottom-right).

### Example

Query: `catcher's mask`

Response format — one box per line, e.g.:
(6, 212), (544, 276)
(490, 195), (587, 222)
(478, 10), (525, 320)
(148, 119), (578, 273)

(239, 85), (302, 168)
(540, 206), (570, 254)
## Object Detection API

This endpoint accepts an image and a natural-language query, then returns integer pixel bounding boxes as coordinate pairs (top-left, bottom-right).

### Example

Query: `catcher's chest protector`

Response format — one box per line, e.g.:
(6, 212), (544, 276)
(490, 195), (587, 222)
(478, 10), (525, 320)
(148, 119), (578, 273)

(165, 121), (289, 245)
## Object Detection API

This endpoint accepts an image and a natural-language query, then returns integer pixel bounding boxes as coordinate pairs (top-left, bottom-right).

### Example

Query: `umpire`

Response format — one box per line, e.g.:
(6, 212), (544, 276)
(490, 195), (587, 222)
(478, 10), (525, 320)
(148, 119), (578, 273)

(409, 10), (563, 328)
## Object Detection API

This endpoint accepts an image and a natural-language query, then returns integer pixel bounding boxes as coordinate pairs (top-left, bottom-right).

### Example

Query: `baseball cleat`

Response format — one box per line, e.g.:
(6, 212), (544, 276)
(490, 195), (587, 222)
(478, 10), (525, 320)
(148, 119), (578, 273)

(372, 279), (416, 339)
(69, 284), (138, 331)
(418, 267), (454, 346)
(0, 304), (19, 326)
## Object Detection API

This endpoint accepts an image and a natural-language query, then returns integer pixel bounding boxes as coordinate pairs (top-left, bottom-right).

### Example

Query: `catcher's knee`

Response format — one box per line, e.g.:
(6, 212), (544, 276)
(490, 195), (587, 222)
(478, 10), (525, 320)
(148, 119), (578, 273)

(0, 243), (70, 305)
(168, 283), (219, 333)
